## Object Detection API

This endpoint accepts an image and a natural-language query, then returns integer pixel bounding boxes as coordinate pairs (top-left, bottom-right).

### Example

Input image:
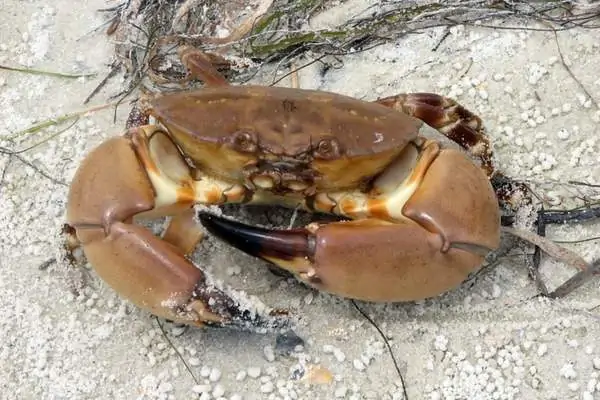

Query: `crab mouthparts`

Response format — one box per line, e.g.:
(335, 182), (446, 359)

(197, 212), (316, 274)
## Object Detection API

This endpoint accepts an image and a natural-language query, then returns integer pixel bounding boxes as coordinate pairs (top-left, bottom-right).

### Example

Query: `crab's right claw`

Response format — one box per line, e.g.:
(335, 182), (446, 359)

(199, 213), (498, 302)
(198, 146), (501, 303)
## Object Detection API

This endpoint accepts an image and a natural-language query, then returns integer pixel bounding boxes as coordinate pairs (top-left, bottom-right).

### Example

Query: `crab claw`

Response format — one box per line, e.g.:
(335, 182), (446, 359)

(198, 212), (498, 302)
(64, 128), (289, 331)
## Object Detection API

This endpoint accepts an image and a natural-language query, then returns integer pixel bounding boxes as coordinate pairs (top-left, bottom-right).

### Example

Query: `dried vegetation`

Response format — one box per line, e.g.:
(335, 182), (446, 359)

(96, 0), (600, 96)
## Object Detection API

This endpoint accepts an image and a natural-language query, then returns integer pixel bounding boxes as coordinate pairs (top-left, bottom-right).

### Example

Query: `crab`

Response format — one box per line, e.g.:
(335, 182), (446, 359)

(63, 45), (506, 329)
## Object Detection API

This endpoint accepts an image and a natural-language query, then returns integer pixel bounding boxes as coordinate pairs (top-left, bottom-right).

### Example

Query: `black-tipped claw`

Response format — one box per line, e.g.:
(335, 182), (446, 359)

(197, 212), (314, 263)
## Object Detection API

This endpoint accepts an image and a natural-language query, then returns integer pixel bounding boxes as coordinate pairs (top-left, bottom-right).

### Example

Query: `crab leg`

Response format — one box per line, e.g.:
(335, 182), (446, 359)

(178, 45), (230, 87)
(160, 208), (204, 255)
(199, 140), (501, 302)
(375, 93), (533, 210)
(375, 93), (494, 177)
(65, 125), (287, 329)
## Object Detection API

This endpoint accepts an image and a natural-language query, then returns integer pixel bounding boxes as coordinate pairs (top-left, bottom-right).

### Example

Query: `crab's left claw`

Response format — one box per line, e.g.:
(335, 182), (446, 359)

(64, 129), (290, 332)
(198, 212), (498, 302)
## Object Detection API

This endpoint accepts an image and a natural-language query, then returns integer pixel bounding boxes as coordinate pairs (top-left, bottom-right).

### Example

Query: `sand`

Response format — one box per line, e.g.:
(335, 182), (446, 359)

(1, 1), (599, 399)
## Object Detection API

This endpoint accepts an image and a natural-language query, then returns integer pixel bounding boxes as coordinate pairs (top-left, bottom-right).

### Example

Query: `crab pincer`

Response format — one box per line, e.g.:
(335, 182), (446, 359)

(199, 139), (501, 302)
(64, 126), (289, 330)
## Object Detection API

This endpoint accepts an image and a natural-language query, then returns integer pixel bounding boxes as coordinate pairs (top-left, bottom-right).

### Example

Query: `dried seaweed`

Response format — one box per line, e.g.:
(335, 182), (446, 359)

(99, 0), (600, 92)
(0, 65), (96, 79)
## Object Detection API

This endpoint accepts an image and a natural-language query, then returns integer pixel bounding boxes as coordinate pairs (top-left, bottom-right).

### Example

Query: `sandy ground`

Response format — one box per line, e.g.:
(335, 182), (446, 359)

(1, 1), (600, 399)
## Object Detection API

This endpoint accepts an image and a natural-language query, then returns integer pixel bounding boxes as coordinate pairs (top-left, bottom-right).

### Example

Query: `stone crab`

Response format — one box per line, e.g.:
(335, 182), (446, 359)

(63, 46), (505, 329)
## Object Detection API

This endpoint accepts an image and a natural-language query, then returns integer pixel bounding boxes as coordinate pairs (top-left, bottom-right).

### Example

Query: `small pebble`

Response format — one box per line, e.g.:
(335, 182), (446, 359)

(264, 345), (275, 362)
(304, 292), (314, 305)
(170, 325), (187, 337)
(209, 368), (222, 382)
(236, 371), (247, 381)
(248, 367), (262, 378)
(560, 363), (577, 379)
(434, 335), (448, 352)
(492, 284), (502, 298)
(333, 348), (346, 363)
(192, 384), (211, 394)
(335, 386), (348, 398)
(200, 366), (211, 378)
(557, 128), (570, 140)
(189, 357), (201, 367)
(275, 330), (305, 356)
(260, 381), (274, 393)
(537, 344), (548, 357)
(353, 359), (366, 371)
(213, 384), (225, 397)
(582, 392), (594, 400)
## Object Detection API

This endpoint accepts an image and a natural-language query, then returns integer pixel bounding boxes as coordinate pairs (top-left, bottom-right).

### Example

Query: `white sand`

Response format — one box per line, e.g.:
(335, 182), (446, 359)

(1, 1), (599, 399)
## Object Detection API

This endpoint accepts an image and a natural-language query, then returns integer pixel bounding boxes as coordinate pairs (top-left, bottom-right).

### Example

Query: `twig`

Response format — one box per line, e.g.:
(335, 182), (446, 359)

(0, 148), (68, 187)
(38, 258), (57, 270)
(458, 58), (474, 79)
(541, 206), (600, 224)
(551, 28), (600, 109)
(0, 155), (12, 188)
(432, 28), (451, 51)
(352, 300), (409, 400)
(546, 258), (600, 298)
(502, 226), (590, 272)
(84, 62), (121, 104)
(554, 236), (600, 244)
(154, 318), (200, 385)
(531, 206), (549, 295)
(568, 180), (600, 188)
(270, 54), (328, 86)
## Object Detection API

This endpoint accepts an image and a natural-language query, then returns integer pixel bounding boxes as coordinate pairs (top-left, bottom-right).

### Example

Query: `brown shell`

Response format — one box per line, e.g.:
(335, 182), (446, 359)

(150, 85), (422, 190)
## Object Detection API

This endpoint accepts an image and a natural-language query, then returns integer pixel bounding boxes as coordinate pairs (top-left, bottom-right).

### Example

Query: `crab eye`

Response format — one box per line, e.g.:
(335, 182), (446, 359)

(313, 137), (341, 160)
(230, 130), (258, 153)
